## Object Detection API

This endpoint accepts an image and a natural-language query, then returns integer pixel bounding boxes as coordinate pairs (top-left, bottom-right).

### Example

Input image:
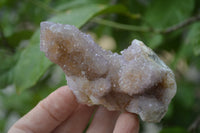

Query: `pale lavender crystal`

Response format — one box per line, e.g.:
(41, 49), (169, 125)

(40, 21), (177, 122)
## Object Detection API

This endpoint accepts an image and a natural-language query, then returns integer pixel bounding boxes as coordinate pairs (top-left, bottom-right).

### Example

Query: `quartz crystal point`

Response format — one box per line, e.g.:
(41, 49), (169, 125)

(40, 21), (177, 122)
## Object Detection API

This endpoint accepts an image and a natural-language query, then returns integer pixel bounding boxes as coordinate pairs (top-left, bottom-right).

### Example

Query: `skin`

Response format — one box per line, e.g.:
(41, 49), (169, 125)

(8, 86), (139, 133)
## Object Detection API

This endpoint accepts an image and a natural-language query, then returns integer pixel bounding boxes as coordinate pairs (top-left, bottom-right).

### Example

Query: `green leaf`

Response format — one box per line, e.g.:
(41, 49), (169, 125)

(145, 34), (163, 49)
(96, 4), (140, 19)
(160, 127), (189, 133)
(0, 119), (6, 133)
(144, 0), (194, 29)
(51, 4), (137, 25)
(0, 49), (16, 89)
(0, 50), (14, 73)
(55, 0), (93, 11)
(49, 4), (106, 25)
(6, 30), (33, 48)
(14, 41), (52, 92)
(0, 89), (34, 115)
(0, 0), (6, 8)
(0, 70), (13, 89)
(14, 4), (117, 92)
(185, 22), (200, 56)
(171, 23), (200, 68)
(170, 43), (193, 69)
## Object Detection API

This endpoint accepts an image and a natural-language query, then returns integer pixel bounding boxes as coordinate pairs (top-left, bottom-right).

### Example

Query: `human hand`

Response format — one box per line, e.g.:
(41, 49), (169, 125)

(8, 86), (139, 133)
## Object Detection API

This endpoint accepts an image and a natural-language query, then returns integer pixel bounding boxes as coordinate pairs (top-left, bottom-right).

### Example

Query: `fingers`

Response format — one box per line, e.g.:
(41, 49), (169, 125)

(113, 112), (139, 133)
(52, 104), (96, 133)
(8, 86), (78, 133)
(86, 106), (120, 133)
(8, 85), (140, 133)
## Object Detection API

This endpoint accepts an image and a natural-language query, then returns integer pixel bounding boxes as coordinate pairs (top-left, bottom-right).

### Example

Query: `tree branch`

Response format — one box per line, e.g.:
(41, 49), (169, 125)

(92, 13), (200, 34)
(92, 18), (153, 33)
(163, 13), (200, 33)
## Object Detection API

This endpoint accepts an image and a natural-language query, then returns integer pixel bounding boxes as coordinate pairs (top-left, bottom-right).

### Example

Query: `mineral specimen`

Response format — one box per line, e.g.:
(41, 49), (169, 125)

(40, 21), (177, 122)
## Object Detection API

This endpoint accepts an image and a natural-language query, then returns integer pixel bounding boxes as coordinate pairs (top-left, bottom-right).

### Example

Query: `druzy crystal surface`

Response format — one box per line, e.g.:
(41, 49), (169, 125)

(40, 21), (177, 122)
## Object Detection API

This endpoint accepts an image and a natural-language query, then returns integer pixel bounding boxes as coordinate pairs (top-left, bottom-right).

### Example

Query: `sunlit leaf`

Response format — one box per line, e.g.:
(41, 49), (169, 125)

(14, 4), (123, 92)
(49, 4), (106, 25)
(14, 41), (52, 92)
(55, 0), (93, 11)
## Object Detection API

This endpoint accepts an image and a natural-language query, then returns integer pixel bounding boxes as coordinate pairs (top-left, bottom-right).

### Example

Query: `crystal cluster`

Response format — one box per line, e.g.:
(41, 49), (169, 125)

(40, 21), (177, 122)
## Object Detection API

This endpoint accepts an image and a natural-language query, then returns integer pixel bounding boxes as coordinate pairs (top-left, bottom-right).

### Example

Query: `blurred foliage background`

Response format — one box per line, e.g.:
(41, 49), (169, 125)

(0, 0), (200, 132)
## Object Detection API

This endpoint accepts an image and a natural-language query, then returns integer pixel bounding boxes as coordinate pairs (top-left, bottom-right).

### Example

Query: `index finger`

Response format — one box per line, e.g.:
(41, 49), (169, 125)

(113, 112), (139, 133)
(8, 86), (78, 133)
